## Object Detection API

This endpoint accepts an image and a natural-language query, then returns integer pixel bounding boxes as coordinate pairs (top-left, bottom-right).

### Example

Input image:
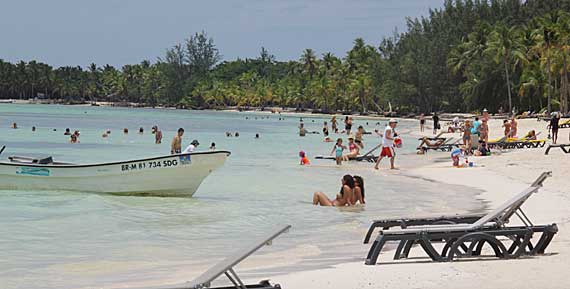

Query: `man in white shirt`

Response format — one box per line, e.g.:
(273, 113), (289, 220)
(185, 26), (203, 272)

(374, 119), (398, 170)
(183, 140), (200, 153)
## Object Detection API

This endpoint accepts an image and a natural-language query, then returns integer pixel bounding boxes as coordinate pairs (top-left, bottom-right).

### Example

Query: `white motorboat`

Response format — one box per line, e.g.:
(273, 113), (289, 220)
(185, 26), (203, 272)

(0, 151), (230, 197)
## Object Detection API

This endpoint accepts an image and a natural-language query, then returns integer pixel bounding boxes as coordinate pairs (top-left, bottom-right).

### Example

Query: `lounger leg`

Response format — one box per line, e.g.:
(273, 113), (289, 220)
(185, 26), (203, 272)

(533, 224), (558, 254)
(394, 240), (408, 260)
(545, 146), (552, 155)
(401, 239), (415, 258)
(418, 234), (443, 262)
(510, 231), (533, 258)
(365, 235), (388, 265)
(363, 224), (379, 244)
(507, 234), (525, 254)
(441, 238), (457, 257)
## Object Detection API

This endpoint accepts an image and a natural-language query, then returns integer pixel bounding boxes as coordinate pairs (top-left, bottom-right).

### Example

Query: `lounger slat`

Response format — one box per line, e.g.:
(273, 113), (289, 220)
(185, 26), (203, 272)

(188, 225), (291, 289)
(364, 172), (557, 265)
(145, 225), (291, 289)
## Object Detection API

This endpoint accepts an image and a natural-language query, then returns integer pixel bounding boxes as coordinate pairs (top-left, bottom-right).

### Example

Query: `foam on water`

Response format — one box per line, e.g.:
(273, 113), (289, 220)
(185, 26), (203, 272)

(0, 104), (484, 289)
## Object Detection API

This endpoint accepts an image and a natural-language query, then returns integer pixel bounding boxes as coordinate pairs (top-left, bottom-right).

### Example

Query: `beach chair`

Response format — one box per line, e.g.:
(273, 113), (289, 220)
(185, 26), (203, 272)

(487, 136), (546, 150)
(486, 136), (507, 149)
(365, 172), (557, 265)
(363, 213), (485, 244)
(559, 119), (570, 128)
(417, 132), (446, 141)
(419, 137), (461, 152)
(146, 225), (291, 289)
(544, 144), (570, 155)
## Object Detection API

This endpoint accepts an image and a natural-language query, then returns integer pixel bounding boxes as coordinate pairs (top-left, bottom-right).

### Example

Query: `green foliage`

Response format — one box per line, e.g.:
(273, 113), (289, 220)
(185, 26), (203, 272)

(1, 0), (570, 114)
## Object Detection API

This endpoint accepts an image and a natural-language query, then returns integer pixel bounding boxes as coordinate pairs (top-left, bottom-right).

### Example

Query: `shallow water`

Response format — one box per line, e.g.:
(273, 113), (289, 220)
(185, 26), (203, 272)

(0, 104), (484, 289)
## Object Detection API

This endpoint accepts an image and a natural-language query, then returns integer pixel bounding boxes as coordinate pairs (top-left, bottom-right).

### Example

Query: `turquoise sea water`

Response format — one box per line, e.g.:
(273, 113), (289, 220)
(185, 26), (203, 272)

(0, 104), (484, 289)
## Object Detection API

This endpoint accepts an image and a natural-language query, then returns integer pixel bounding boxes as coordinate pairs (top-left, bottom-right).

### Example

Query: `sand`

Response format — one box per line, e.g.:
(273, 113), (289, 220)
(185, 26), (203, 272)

(268, 118), (570, 289)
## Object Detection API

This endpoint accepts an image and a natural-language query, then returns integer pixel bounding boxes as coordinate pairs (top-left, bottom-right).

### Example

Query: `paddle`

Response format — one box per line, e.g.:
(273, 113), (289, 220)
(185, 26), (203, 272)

(0, 145), (5, 156)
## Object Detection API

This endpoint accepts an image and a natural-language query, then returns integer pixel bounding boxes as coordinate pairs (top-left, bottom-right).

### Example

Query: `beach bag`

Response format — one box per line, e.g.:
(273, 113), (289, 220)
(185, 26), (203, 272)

(394, 137), (403, 148)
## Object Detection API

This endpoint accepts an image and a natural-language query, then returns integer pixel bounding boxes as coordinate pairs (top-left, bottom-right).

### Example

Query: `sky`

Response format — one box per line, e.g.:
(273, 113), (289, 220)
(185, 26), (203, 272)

(0, 0), (444, 67)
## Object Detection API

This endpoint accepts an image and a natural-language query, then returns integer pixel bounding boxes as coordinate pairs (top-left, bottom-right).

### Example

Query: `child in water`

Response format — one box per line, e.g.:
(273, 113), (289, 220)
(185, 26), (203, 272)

(330, 138), (347, 165)
(299, 151), (310, 165)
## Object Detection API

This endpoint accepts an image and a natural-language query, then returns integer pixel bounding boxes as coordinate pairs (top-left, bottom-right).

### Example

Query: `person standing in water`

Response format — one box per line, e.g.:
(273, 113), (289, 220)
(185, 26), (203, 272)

(374, 119), (398, 170)
(299, 123), (307, 137)
(355, 125), (365, 148)
(419, 113), (425, 132)
(152, 126), (163, 144)
(170, 128), (184, 154)
(344, 116), (353, 135)
(331, 116), (338, 133)
(323, 121), (329, 137)
(330, 138), (347, 165)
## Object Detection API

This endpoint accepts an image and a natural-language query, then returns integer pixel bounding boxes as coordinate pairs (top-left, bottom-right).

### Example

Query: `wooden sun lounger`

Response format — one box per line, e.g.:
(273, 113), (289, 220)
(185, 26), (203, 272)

(365, 172), (557, 265)
(545, 144), (570, 155)
(146, 225), (291, 289)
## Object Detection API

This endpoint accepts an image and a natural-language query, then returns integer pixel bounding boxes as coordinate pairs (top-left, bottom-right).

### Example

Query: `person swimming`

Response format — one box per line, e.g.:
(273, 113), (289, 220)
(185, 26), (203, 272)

(312, 175), (355, 207)
(139, 127), (144, 134)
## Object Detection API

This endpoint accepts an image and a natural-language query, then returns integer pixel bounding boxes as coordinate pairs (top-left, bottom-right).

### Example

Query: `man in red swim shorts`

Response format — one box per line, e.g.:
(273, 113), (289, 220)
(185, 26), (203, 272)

(374, 119), (398, 170)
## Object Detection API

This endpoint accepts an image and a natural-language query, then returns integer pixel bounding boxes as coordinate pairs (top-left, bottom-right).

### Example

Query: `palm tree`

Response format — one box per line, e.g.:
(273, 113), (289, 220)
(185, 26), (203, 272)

(300, 49), (317, 79)
(485, 23), (527, 114)
(531, 13), (563, 113)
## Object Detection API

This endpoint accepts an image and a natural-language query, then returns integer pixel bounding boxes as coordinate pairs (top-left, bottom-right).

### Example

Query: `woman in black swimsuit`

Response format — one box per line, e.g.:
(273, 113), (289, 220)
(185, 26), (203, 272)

(549, 113), (560, 144)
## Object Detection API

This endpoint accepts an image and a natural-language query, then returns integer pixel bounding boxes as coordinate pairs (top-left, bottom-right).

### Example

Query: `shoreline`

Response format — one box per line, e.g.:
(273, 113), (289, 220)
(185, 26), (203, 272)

(267, 119), (570, 289)
(1, 100), (476, 122)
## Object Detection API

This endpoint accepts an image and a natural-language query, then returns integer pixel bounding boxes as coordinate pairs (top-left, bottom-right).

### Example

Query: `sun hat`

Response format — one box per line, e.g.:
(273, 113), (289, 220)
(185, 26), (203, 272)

(191, 140), (200, 146)
(348, 134), (355, 139)
(389, 118), (398, 123)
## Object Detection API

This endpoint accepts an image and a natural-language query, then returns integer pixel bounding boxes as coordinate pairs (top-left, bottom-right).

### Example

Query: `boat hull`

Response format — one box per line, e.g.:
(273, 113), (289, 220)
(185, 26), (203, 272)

(0, 151), (230, 197)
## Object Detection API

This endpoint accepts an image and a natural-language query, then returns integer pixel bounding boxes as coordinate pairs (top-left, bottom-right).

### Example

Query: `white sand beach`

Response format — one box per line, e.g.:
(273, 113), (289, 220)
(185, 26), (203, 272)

(269, 118), (570, 289)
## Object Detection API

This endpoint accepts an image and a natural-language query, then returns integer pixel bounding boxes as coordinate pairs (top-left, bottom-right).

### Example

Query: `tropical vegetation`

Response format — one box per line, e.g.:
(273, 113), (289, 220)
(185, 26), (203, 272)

(1, 0), (570, 115)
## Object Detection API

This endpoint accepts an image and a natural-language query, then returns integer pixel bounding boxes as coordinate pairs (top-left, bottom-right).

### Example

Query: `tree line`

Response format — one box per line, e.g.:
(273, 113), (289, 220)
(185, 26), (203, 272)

(1, 0), (569, 115)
